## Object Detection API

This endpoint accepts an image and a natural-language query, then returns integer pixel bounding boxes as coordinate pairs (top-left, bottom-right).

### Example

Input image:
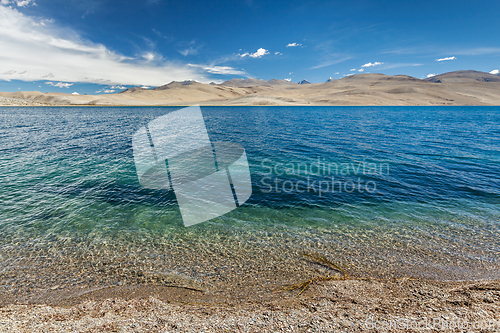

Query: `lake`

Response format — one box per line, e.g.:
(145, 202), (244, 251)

(1, 106), (499, 303)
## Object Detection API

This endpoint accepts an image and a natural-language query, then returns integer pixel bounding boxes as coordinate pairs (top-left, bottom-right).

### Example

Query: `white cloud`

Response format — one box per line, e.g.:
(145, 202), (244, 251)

(490, 69), (499, 75)
(274, 51), (282, 55)
(436, 56), (456, 62)
(179, 47), (198, 56)
(110, 85), (127, 89)
(427, 73), (436, 78)
(210, 66), (244, 74)
(284, 78), (291, 82)
(361, 62), (384, 68)
(177, 41), (201, 57)
(95, 89), (115, 94)
(188, 64), (246, 75)
(45, 81), (73, 88)
(1, 0), (36, 7)
(334, 72), (339, 75)
(358, 68), (364, 72)
(204, 66), (245, 75)
(32, 18), (53, 26)
(71, 92), (79, 95)
(286, 43), (302, 47)
(349, 68), (356, 71)
(142, 52), (159, 62)
(0, 5), (212, 86)
(239, 48), (269, 58)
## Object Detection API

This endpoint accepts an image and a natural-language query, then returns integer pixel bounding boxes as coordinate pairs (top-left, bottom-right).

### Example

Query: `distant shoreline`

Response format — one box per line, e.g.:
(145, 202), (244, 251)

(2, 101), (500, 106)
(2, 103), (500, 107)
(2, 70), (500, 107)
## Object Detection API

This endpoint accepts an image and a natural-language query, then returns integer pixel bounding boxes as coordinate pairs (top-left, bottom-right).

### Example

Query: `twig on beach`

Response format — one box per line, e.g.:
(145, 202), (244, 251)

(176, 300), (224, 307)
(299, 252), (349, 278)
(163, 285), (205, 293)
(282, 275), (345, 296)
(285, 279), (313, 296)
(281, 253), (349, 296)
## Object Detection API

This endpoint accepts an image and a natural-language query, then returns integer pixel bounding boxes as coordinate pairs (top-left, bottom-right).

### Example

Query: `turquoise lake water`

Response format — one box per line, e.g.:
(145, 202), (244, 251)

(1, 106), (499, 295)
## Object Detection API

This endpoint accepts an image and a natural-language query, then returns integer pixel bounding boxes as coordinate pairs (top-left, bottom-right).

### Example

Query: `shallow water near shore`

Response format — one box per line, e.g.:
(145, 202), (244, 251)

(0, 106), (499, 304)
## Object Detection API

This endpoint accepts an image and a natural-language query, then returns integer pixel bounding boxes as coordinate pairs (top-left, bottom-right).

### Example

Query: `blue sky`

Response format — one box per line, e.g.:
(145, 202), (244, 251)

(0, 0), (499, 94)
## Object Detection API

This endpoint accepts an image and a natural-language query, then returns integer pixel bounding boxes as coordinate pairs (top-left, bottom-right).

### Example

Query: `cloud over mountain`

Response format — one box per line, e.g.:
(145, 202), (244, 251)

(361, 62), (384, 68)
(239, 48), (269, 58)
(0, 5), (213, 85)
(436, 56), (456, 61)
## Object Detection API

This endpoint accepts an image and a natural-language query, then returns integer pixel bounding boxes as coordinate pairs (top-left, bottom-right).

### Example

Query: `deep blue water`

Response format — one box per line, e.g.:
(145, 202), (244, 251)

(1, 106), (499, 281)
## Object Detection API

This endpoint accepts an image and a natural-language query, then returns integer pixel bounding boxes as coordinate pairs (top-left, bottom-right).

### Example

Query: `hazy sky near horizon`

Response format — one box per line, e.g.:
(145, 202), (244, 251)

(0, 0), (499, 94)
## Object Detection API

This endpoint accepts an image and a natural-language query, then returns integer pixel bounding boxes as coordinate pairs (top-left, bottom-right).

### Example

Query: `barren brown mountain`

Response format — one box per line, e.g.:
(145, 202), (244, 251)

(1, 70), (500, 106)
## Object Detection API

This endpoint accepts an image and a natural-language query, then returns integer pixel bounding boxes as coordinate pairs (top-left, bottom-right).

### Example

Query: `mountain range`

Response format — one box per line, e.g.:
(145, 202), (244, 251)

(1, 70), (500, 106)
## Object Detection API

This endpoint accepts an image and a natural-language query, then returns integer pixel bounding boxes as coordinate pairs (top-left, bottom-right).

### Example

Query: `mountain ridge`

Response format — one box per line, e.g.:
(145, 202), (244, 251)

(2, 70), (500, 106)
(425, 70), (500, 83)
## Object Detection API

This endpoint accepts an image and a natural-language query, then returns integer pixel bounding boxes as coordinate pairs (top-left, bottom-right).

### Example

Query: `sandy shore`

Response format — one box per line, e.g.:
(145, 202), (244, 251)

(1, 278), (499, 332)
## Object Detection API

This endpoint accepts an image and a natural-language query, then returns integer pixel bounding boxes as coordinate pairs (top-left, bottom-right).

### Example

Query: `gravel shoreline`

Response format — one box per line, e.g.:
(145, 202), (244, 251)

(1, 278), (499, 332)
(1, 221), (499, 331)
